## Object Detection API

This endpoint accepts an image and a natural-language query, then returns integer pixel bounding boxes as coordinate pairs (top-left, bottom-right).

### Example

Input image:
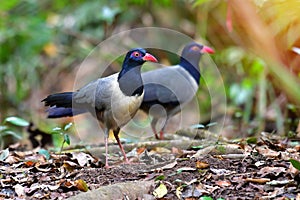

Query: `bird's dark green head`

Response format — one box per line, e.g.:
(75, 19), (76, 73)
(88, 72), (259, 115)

(123, 48), (158, 69)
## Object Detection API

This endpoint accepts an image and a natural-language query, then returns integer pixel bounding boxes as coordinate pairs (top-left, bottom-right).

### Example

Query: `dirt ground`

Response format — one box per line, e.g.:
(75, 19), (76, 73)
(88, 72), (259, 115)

(1, 132), (300, 199)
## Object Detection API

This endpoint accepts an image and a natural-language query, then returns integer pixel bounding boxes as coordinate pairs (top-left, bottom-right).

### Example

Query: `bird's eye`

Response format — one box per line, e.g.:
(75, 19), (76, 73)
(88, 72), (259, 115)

(191, 46), (200, 51)
(133, 52), (140, 57)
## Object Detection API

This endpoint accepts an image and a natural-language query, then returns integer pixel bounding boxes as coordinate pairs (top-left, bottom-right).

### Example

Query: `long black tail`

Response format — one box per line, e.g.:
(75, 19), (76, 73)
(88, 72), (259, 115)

(42, 92), (87, 118)
(42, 92), (73, 108)
(47, 107), (87, 118)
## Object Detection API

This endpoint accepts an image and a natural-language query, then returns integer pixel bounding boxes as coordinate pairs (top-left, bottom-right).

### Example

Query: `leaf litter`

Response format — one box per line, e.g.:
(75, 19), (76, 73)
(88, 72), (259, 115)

(0, 133), (300, 199)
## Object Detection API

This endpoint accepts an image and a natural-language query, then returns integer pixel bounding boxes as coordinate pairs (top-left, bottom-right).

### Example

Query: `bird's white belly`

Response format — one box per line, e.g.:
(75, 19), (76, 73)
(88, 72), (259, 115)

(110, 90), (144, 128)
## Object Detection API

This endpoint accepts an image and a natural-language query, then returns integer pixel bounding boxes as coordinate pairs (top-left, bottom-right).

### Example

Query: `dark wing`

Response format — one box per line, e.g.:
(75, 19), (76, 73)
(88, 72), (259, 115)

(142, 83), (179, 110)
(141, 66), (198, 112)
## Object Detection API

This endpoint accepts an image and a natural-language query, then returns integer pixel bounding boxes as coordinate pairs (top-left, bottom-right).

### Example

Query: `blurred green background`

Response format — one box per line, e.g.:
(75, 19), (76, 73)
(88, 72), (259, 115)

(1, 0), (300, 148)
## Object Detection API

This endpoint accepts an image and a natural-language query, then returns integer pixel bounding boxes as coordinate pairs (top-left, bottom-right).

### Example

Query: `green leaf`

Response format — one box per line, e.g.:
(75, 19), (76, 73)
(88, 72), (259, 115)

(2, 130), (22, 139)
(290, 159), (300, 170)
(191, 145), (204, 149)
(246, 137), (258, 144)
(51, 127), (62, 134)
(155, 175), (165, 181)
(64, 134), (70, 145)
(0, 0), (19, 11)
(38, 149), (50, 160)
(200, 196), (213, 200)
(4, 116), (29, 127)
(0, 148), (9, 161)
(52, 127), (62, 131)
(0, 126), (8, 132)
(64, 122), (73, 131)
(193, 0), (212, 7)
(52, 133), (64, 149)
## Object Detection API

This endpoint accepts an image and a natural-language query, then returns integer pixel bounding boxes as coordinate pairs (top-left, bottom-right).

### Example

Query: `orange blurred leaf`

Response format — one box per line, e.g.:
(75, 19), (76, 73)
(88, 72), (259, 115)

(196, 161), (209, 169)
(75, 179), (89, 192)
(216, 180), (231, 187)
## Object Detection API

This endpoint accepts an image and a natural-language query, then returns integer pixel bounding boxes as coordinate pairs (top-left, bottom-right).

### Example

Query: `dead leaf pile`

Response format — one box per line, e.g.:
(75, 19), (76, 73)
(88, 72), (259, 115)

(0, 147), (96, 199)
(0, 134), (300, 199)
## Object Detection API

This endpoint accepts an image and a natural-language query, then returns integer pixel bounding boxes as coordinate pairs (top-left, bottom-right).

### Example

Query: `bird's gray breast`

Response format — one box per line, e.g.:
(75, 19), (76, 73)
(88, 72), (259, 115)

(73, 73), (143, 129)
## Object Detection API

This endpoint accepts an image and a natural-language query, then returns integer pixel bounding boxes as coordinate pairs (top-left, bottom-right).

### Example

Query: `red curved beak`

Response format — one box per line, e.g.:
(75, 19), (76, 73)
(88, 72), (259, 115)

(143, 53), (158, 63)
(201, 46), (215, 54)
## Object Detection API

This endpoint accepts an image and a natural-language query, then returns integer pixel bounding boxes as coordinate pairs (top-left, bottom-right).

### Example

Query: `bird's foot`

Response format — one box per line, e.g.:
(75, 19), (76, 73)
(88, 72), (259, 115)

(123, 157), (131, 164)
(159, 131), (164, 140)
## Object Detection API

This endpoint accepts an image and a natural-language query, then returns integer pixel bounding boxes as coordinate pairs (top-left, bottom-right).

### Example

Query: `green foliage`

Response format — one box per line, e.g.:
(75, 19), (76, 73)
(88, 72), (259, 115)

(290, 159), (300, 171)
(246, 137), (258, 144)
(155, 175), (165, 181)
(51, 122), (73, 152)
(200, 196), (213, 200)
(0, 116), (29, 149)
(4, 116), (30, 127)
(0, 1), (53, 113)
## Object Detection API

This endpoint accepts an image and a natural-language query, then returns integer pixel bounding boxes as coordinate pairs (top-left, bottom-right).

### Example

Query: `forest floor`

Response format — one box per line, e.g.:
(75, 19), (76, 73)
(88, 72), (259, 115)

(1, 130), (300, 200)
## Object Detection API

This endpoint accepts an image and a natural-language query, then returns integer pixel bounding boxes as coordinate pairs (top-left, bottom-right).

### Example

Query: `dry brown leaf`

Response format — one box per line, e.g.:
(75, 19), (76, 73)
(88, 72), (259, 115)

(245, 178), (271, 184)
(151, 160), (177, 172)
(258, 166), (286, 177)
(35, 165), (51, 172)
(171, 147), (183, 156)
(63, 161), (78, 172)
(216, 180), (231, 187)
(26, 154), (47, 163)
(196, 161), (209, 169)
(24, 160), (36, 167)
(287, 163), (300, 175)
(5, 155), (20, 164)
(295, 145), (300, 152)
(256, 146), (280, 157)
(14, 151), (29, 158)
(137, 147), (146, 155)
(74, 179), (89, 192)
(63, 181), (73, 188)
(151, 147), (171, 154)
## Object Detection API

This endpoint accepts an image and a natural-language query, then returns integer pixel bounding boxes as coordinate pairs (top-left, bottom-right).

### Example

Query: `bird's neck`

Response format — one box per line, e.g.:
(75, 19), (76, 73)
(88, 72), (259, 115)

(179, 57), (201, 84)
(118, 66), (144, 96)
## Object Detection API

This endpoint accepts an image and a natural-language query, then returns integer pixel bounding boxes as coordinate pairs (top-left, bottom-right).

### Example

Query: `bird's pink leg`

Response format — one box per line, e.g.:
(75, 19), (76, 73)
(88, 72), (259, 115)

(113, 130), (129, 163)
(104, 136), (110, 169)
(159, 117), (169, 140)
(159, 131), (164, 140)
(151, 118), (160, 139)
